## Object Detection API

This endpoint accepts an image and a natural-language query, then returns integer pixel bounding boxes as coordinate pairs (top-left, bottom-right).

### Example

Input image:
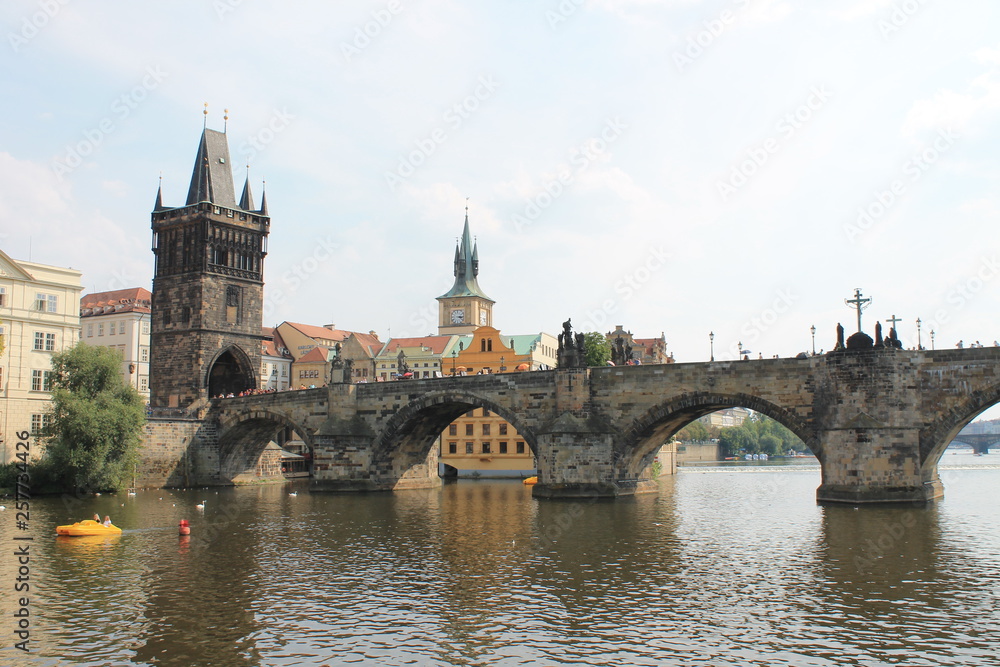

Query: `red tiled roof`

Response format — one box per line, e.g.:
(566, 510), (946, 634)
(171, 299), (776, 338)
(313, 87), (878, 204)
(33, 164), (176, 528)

(349, 331), (383, 358)
(298, 346), (330, 363)
(80, 287), (152, 316)
(284, 322), (352, 343)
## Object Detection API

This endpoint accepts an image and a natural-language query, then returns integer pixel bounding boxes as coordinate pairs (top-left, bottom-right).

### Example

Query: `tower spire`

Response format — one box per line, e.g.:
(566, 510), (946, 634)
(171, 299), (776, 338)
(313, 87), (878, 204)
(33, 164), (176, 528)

(259, 180), (269, 216)
(153, 173), (164, 211)
(437, 206), (492, 302)
(239, 164), (255, 211)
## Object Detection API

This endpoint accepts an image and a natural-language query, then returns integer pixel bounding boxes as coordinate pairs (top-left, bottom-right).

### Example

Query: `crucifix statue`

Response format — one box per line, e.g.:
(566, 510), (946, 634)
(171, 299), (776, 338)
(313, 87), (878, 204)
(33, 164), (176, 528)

(885, 314), (901, 336)
(845, 288), (872, 333)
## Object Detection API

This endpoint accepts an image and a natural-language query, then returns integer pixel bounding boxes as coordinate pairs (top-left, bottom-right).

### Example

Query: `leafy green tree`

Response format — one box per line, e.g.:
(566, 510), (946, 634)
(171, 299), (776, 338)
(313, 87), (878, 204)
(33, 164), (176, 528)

(582, 331), (611, 367)
(42, 344), (146, 492)
(677, 420), (710, 443)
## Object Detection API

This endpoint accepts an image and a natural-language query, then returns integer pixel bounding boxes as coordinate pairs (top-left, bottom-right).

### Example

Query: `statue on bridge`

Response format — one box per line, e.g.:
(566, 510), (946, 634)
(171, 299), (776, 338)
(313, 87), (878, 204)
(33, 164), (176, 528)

(557, 318), (586, 368)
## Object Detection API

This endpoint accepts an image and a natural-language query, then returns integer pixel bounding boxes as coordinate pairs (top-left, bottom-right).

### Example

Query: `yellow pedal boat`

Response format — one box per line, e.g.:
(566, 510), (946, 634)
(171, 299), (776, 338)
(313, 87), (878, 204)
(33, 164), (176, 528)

(56, 520), (122, 536)
(522, 476), (538, 485)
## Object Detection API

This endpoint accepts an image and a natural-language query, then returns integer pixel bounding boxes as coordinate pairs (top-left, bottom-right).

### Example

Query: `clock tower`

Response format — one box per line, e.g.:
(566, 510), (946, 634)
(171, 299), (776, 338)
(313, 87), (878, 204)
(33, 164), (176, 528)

(437, 210), (494, 335)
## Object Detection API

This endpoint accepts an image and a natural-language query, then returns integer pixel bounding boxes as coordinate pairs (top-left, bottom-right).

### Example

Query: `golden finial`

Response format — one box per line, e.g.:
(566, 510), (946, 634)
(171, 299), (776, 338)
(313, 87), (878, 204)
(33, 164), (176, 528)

(203, 102), (208, 128)
(223, 108), (229, 133)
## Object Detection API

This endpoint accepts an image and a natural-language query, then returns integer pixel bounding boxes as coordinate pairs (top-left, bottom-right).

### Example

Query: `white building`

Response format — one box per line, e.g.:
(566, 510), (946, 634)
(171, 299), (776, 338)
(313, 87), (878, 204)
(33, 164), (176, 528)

(80, 288), (152, 399)
(0, 249), (82, 462)
(261, 327), (293, 391)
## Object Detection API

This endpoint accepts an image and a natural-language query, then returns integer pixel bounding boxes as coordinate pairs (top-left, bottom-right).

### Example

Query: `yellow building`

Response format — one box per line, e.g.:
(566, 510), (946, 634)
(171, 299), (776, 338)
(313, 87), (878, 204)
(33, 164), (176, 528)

(439, 406), (534, 478)
(0, 249), (83, 462)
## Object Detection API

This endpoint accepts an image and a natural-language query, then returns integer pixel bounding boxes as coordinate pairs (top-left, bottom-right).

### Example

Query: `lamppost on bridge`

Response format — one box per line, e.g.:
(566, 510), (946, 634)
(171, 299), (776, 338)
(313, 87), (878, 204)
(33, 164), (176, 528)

(930, 329), (935, 350)
(738, 341), (744, 360)
(709, 331), (715, 362)
(451, 350), (457, 376)
(916, 318), (923, 350)
(810, 325), (816, 356)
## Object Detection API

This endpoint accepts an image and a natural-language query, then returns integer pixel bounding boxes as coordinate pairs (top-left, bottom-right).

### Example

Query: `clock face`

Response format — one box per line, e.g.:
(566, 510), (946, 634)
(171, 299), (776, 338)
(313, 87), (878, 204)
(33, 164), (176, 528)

(479, 311), (488, 325)
(451, 309), (465, 324)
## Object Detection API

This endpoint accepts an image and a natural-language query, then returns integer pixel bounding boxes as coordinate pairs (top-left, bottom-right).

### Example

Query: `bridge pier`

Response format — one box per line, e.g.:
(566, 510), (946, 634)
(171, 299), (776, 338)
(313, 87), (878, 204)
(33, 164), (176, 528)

(531, 411), (655, 499)
(815, 425), (944, 503)
(309, 414), (442, 493)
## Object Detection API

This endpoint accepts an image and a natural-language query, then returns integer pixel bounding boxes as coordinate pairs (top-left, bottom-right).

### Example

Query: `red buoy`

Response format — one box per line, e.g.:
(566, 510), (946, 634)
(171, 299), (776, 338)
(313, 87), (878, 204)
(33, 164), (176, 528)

(179, 519), (190, 535)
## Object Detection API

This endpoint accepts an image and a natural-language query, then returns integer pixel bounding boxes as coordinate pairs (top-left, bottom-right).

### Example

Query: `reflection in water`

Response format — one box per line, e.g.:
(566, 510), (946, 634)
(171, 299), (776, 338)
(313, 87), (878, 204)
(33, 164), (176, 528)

(0, 461), (997, 666)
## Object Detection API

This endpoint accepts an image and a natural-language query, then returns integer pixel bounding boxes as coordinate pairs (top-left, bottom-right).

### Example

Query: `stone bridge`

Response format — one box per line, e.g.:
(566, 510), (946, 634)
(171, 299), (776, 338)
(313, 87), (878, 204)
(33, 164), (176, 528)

(145, 347), (1000, 504)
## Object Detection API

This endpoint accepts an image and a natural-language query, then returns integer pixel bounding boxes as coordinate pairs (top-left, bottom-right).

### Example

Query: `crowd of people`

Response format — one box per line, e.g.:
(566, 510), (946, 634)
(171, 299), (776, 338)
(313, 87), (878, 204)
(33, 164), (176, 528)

(212, 387), (281, 399)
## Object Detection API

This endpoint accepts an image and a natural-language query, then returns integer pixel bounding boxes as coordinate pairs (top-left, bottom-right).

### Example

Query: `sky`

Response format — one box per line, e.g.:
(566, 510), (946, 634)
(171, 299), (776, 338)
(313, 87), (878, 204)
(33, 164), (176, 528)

(2, 0), (999, 366)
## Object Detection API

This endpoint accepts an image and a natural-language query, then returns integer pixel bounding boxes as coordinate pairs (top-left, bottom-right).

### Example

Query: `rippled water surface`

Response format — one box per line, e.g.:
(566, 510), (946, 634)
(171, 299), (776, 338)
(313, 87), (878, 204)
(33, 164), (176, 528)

(2, 453), (998, 666)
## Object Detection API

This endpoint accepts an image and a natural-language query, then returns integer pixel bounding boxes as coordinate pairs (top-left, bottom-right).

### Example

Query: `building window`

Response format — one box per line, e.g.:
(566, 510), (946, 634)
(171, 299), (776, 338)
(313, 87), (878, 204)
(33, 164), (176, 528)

(0, 286), (5, 306)
(140, 377), (149, 392)
(281, 366), (287, 377)
(31, 370), (53, 392)
(499, 441), (508, 454)
(35, 293), (57, 312)
(465, 423), (474, 436)
(31, 414), (52, 435)
(448, 424), (457, 436)
(141, 321), (150, 335)
(499, 423), (508, 435)
(97, 323), (104, 336)
(482, 423), (490, 436)
(482, 442), (491, 454)
(465, 442), (474, 454)
(516, 441), (525, 454)
(140, 347), (149, 362)
(87, 324), (94, 337)
(119, 321), (126, 335)
(448, 442), (457, 454)
(33, 332), (56, 351)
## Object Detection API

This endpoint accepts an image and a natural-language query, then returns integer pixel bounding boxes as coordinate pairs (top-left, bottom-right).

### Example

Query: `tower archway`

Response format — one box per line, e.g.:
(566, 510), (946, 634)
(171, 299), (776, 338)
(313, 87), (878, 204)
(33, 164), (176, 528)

(207, 346), (256, 397)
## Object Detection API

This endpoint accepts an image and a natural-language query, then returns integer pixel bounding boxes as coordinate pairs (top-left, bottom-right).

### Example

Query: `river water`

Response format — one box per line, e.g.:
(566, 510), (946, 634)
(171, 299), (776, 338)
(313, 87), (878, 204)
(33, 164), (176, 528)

(2, 453), (998, 666)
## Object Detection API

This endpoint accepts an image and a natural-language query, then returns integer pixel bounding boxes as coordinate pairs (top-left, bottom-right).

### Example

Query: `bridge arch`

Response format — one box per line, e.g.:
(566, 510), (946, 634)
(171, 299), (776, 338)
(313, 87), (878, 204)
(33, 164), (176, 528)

(616, 391), (818, 477)
(920, 380), (1000, 470)
(372, 390), (538, 480)
(216, 408), (315, 482)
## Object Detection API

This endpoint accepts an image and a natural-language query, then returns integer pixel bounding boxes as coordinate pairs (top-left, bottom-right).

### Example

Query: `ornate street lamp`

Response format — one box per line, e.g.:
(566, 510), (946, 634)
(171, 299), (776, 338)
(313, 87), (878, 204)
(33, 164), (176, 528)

(709, 331), (715, 362)
(916, 318), (923, 350)
(930, 329), (935, 350)
(451, 350), (457, 376)
(810, 325), (816, 355)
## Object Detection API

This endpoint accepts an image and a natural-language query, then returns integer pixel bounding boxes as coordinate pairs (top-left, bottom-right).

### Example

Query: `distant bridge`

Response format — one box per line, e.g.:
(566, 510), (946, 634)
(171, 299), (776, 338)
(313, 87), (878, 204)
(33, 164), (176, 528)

(951, 427), (998, 455)
(142, 347), (1000, 504)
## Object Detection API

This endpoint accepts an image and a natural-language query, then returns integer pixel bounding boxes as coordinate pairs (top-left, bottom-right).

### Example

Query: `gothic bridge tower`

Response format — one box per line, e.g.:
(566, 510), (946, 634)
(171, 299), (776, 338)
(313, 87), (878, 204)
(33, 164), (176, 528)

(149, 122), (270, 408)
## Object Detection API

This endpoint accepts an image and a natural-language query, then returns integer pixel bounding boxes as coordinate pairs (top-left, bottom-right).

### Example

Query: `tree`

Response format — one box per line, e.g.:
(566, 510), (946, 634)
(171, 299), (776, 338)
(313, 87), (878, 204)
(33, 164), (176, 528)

(677, 420), (710, 443)
(42, 344), (146, 492)
(582, 331), (611, 367)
